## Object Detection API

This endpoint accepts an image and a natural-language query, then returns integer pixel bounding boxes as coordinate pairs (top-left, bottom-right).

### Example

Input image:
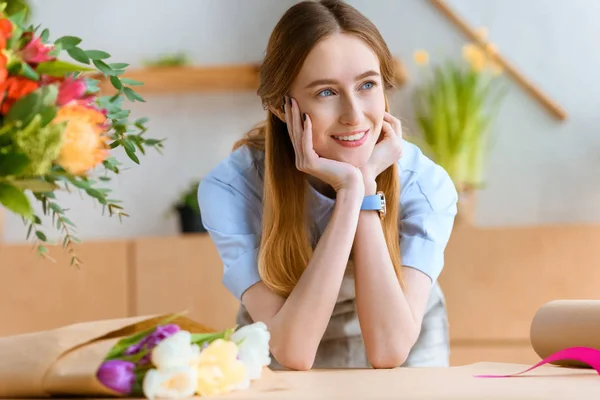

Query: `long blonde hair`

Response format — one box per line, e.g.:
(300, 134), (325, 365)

(234, 0), (402, 298)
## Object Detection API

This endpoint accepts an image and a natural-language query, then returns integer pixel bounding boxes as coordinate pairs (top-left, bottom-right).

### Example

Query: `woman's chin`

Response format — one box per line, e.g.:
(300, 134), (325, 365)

(331, 152), (371, 169)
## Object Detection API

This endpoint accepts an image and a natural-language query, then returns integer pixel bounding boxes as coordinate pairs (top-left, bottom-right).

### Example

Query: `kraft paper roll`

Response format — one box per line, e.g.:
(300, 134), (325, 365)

(530, 300), (600, 368)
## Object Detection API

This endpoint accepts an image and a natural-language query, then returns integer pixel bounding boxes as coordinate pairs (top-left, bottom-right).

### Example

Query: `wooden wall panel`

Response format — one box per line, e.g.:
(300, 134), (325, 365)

(0, 241), (129, 336)
(132, 234), (240, 332)
(440, 223), (600, 342)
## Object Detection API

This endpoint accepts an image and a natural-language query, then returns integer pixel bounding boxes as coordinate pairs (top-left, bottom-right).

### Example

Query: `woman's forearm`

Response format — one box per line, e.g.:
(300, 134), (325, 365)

(352, 182), (419, 368)
(269, 186), (363, 370)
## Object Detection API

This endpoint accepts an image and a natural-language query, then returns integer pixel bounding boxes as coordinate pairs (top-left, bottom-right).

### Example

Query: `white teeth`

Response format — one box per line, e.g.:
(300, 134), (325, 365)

(333, 132), (365, 141)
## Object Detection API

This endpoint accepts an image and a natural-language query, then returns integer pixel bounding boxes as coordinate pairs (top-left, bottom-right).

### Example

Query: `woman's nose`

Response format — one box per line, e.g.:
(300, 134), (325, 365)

(338, 96), (362, 126)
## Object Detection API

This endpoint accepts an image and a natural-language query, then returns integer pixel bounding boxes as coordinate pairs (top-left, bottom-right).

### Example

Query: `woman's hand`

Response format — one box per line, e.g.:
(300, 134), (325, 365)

(360, 112), (403, 193)
(285, 96), (363, 194)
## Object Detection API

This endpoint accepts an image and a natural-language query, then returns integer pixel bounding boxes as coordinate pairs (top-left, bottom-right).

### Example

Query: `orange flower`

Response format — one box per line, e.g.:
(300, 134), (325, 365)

(0, 76), (40, 114)
(0, 53), (7, 85)
(53, 104), (109, 175)
(0, 18), (12, 50)
(0, 18), (13, 37)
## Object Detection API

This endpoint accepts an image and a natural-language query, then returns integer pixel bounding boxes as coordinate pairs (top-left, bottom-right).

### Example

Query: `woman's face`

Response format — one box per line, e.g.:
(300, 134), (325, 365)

(288, 33), (386, 168)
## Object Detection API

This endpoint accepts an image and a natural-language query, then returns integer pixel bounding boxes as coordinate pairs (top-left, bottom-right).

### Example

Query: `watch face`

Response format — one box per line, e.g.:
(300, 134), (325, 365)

(377, 191), (387, 219)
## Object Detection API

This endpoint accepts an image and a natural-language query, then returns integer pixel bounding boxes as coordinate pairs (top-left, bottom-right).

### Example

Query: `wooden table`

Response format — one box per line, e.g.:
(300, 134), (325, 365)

(213, 362), (599, 399)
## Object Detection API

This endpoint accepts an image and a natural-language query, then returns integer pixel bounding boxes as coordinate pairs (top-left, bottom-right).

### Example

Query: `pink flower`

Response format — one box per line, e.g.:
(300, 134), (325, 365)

(57, 76), (87, 106)
(21, 36), (54, 64)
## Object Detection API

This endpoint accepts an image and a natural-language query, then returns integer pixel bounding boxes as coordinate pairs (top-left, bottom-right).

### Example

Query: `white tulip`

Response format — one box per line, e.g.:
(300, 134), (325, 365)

(151, 331), (200, 370)
(229, 322), (271, 380)
(142, 366), (197, 400)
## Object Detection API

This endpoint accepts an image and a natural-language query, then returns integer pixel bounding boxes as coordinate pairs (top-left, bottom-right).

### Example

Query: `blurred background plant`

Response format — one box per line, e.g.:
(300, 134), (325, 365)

(168, 179), (206, 234)
(411, 27), (508, 198)
(142, 52), (191, 68)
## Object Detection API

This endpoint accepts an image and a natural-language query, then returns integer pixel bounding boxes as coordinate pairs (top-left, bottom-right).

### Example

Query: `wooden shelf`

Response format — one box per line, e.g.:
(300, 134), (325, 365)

(97, 58), (407, 96)
(98, 64), (261, 95)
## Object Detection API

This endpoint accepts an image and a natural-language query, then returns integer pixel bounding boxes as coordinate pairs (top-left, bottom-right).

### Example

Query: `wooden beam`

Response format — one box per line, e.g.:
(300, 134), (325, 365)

(429, 0), (568, 121)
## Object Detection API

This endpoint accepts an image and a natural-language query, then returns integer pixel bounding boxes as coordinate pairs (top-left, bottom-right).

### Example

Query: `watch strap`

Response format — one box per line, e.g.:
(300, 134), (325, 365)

(361, 194), (383, 211)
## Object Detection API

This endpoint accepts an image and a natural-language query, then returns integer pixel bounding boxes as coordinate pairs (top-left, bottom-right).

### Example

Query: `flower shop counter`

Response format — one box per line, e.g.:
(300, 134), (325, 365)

(44, 362), (597, 399)
(2, 222), (600, 369)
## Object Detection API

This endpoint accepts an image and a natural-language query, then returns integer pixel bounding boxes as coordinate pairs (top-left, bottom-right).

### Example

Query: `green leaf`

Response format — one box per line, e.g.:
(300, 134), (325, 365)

(38, 245), (49, 256)
(67, 47), (90, 65)
(120, 78), (144, 86)
(20, 62), (40, 81)
(36, 60), (94, 76)
(35, 231), (47, 241)
(0, 182), (33, 219)
(39, 105), (58, 127)
(6, 85), (58, 126)
(0, 153), (30, 176)
(54, 35), (81, 50)
(109, 63), (129, 70)
(125, 148), (140, 164)
(8, 8), (27, 27)
(40, 28), (50, 43)
(93, 59), (113, 75)
(10, 179), (59, 192)
(85, 50), (111, 60)
(110, 75), (122, 90)
(104, 313), (183, 360)
(124, 87), (145, 102)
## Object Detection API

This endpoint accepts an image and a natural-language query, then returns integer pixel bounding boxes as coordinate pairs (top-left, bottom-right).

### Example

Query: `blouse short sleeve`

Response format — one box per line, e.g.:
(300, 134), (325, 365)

(398, 140), (458, 284)
(197, 148), (263, 300)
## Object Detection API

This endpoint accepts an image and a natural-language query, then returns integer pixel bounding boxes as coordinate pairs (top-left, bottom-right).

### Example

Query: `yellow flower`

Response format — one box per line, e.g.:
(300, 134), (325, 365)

(462, 44), (486, 72)
(413, 49), (429, 66)
(462, 42), (502, 74)
(195, 339), (248, 396)
(53, 104), (108, 175)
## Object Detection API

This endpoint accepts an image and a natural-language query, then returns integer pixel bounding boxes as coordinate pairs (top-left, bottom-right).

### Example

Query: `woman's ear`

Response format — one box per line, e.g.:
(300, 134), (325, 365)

(269, 97), (286, 123)
(270, 105), (286, 123)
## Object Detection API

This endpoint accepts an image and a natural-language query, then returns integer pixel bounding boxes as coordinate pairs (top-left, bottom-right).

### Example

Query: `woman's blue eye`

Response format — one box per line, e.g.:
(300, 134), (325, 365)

(361, 81), (374, 90)
(318, 89), (334, 97)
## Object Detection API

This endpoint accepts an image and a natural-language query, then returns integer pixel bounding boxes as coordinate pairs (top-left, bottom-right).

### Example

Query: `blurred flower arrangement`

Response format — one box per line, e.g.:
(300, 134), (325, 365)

(412, 27), (507, 195)
(97, 317), (271, 398)
(0, 3), (163, 263)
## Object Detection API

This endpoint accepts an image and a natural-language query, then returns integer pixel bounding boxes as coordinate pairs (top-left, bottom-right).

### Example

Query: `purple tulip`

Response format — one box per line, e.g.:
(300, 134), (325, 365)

(124, 324), (181, 363)
(96, 360), (135, 394)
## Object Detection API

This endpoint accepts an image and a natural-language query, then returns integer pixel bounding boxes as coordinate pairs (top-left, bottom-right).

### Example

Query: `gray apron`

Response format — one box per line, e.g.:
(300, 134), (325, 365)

(236, 260), (449, 369)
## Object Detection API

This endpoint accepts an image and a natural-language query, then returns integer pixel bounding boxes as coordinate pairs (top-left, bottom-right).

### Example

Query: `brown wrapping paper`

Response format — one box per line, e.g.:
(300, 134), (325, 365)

(0, 314), (217, 398)
(530, 299), (600, 367)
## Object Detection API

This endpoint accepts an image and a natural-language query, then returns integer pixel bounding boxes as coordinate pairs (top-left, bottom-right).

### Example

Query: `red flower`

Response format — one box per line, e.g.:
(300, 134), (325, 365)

(0, 18), (12, 50)
(0, 76), (40, 114)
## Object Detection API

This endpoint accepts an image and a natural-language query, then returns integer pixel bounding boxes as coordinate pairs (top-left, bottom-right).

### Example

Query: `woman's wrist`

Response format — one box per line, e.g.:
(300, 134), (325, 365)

(336, 180), (365, 209)
(363, 178), (377, 195)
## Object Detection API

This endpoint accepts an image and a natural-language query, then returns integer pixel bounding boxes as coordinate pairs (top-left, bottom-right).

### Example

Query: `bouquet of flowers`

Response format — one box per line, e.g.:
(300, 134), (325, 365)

(0, 3), (162, 262)
(0, 313), (274, 398)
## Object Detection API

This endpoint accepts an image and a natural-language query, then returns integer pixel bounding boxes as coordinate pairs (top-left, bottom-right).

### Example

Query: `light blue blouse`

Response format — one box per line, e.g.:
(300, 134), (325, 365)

(198, 139), (458, 301)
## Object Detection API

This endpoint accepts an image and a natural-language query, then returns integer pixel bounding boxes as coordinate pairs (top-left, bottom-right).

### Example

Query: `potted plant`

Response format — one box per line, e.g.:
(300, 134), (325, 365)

(172, 180), (206, 234)
(411, 29), (508, 223)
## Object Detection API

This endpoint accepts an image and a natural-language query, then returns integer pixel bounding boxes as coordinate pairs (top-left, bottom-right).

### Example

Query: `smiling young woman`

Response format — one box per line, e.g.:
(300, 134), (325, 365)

(198, 0), (458, 371)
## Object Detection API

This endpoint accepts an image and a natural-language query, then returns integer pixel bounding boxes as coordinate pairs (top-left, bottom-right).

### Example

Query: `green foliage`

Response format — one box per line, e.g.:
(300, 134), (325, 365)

(413, 59), (507, 192)
(174, 180), (201, 215)
(142, 52), (191, 68)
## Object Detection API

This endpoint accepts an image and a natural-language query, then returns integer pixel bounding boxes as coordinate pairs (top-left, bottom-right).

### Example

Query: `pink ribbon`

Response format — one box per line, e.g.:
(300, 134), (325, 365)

(474, 346), (600, 378)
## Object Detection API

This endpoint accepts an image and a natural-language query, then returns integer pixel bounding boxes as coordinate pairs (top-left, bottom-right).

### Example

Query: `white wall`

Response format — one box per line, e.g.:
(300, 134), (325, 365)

(3, 0), (599, 244)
